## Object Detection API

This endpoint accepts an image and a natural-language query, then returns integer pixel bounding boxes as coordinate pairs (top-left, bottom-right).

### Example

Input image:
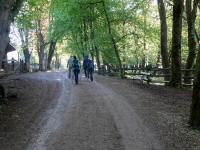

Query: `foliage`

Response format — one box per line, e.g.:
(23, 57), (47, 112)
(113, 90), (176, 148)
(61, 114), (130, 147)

(13, 0), (199, 68)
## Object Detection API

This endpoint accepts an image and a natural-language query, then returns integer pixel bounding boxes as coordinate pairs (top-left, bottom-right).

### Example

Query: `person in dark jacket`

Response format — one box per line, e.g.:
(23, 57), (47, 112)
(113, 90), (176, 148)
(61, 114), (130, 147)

(87, 59), (94, 81)
(83, 55), (90, 78)
(72, 56), (80, 84)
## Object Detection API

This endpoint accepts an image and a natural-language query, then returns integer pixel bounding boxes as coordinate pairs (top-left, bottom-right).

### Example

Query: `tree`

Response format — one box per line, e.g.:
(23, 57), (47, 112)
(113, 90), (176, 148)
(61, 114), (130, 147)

(16, 2), (33, 71)
(0, 0), (24, 69)
(18, 28), (31, 71)
(157, 0), (170, 80)
(27, 0), (52, 71)
(47, 40), (57, 70)
(189, 0), (200, 130)
(35, 20), (48, 71)
(169, 0), (184, 87)
(190, 44), (200, 129)
(184, 0), (199, 84)
(102, 0), (124, 78)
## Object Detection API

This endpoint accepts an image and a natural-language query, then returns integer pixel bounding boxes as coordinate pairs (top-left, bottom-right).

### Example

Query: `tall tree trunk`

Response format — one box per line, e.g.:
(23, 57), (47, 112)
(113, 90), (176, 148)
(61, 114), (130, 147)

(122, 21), (126, 65)
(190, 44), (200, 129)
(23, 31), (31, 72)
(38, 46), (45, 71)
(95, 46), (101, 74)
(19, 28), (31, 72)
(23, 48), (31, 71)
(79, 24), (85, 55)
(47, 40), (56, 70)
(88, 7), (101, 74)
(0, 20), (10, 69)
(83, 19), (88, 53)
(169, 0), (184, 87)
(102, 1), (123, 78)
(184, 0), (199, 84)
(156, 51), (161, 67)
(189, 0), (200, 130)
(90, 50), (94, 61)
(142, 8), (147, 68)
(157, 0), (170, 80)
(55, 52), (60, 69)
(36, 20), (46, 71)
(0, 0), (24, 69)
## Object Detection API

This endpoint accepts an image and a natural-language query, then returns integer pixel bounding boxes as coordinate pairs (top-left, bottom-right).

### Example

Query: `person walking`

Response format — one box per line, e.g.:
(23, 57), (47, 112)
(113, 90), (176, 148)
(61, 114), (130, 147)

(87, 59), (94, 81)
(67, 56), (73, 78)
(83, 55), (90, 78)
(72, 56), (80, 84)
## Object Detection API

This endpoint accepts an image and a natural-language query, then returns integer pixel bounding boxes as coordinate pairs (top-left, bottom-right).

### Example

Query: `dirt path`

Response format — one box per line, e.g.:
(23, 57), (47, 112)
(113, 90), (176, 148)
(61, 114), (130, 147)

(0, 71), (200, 150)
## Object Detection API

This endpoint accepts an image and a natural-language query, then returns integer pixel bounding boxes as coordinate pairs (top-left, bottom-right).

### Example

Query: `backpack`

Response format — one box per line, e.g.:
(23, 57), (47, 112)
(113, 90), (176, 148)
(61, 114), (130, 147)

(83, 58), (89, 69)
(87, 59), (94, 70)
(73, 59), (80, 70)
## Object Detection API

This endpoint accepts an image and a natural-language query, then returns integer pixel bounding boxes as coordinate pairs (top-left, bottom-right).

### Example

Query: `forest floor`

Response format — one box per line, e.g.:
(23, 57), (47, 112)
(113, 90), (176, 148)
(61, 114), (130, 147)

(0, 71), (200, 150)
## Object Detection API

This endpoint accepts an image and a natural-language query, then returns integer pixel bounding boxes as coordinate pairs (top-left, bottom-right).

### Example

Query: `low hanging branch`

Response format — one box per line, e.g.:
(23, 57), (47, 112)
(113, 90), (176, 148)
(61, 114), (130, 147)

(77, 1), (104, 5)
(116, 32), (140, 43)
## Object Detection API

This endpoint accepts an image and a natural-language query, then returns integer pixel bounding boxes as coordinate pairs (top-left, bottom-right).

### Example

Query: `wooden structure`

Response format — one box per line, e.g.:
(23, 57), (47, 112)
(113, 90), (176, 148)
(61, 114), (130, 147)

(124, 67), (194, 86)
(100, 65), (195, 87)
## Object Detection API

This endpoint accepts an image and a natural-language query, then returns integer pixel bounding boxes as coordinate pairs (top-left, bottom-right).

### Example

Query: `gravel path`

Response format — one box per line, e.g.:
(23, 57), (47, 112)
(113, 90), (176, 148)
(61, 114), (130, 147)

(0, 71), (200, 150)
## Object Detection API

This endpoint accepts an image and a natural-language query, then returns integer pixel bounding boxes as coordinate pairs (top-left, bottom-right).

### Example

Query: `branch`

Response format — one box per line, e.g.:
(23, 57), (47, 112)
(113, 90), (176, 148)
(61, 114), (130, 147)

(116, 32), (140, 43)
(77, 1), (103, 5)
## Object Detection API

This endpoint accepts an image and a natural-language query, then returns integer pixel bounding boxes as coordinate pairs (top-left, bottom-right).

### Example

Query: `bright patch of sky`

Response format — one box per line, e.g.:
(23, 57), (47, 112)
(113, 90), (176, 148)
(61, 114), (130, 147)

(7, 51), (19, 61)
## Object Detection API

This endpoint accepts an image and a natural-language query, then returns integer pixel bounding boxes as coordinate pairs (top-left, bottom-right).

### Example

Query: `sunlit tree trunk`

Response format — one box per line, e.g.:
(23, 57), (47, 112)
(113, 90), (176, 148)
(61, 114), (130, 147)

(169, 0), (184, 87)
(156, 52), (161, 67)
(122, 21), (126, 66)
(142, 8), (147, 68)
(36, 20), (46, 71)
(157, 0), (170, 80)
(19, 28), (31, 71)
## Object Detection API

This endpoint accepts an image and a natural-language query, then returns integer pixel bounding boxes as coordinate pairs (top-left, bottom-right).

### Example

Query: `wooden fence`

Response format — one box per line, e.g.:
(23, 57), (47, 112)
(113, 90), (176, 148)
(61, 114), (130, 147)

(124, 67), (195, 86)
(99, 65), (195, 86)
(1, 59), (40, 73)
